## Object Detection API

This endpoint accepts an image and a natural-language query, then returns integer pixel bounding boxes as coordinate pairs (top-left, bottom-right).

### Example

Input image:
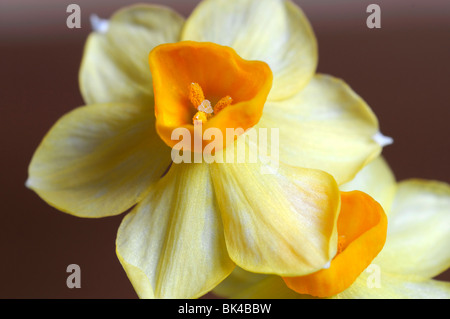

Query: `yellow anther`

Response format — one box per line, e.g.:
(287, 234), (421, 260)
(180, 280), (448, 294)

(214, 95), (233, 114)
(189, 82), (205, 108)
(193, 111), (209, 125)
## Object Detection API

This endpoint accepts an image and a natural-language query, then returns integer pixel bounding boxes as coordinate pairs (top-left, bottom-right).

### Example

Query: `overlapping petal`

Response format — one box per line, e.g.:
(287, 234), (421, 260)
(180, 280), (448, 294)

(374, 179), (450, 279)
(79, 5), (185, 106)
(210, 139), (340, 276)
(26, 103), (171, 217)
(257, 74), (381, 185)
(116, 163), (235, 299)
(182, 0), (317, 101)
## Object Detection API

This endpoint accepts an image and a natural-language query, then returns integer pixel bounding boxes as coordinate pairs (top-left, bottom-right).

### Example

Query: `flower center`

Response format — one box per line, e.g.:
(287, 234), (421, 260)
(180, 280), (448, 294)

(190, 82), (233, 125)
(148, 41), (273, 152)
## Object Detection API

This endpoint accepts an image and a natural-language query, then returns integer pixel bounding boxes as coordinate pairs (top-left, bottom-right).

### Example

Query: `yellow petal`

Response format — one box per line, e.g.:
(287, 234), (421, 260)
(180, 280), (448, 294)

(257, 74), (381, 185)
(213, 266), (269, 298)
(332, 271), (450, 299)
(182, 0), (317, 101)
(79, 4), (184, 106)
(232, 275), (303, 299)
(340, 156), (397, 213)
(116, 254), (155, 298)
(374, 179), (450, 279)
(210, 140), (340, 276)
(116, 163), (235, 299)
(26, 103), (171, 217)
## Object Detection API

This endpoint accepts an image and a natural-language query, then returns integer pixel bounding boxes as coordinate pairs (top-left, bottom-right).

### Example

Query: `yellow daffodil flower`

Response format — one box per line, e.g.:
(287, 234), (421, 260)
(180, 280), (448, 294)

(26, 0), (390, 298)
(215, 157), (450, 298)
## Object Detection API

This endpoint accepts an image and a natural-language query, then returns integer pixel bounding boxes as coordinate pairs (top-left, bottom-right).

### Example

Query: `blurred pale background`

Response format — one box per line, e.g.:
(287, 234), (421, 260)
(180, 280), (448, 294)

(0, 0), (449, 298)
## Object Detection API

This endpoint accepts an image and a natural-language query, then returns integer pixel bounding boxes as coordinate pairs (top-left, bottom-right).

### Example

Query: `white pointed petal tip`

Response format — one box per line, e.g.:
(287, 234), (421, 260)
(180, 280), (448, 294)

(373, 132), (394, 147)
(90, 14), (109, 33)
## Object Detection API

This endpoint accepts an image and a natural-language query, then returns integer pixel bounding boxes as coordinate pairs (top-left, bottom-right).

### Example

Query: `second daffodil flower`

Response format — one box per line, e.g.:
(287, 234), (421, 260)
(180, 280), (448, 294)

(215, 157), (450, 299)
(27, 0), (390, 298)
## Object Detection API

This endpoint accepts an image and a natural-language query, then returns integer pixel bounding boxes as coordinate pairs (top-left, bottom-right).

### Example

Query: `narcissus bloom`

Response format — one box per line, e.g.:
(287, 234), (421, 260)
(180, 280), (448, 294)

(27, 0), (390, 298)
(215, 157), (450, 298)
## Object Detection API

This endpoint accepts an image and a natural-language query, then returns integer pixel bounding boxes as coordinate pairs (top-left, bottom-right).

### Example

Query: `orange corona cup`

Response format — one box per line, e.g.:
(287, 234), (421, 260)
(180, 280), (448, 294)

(149, 41), (273, 153)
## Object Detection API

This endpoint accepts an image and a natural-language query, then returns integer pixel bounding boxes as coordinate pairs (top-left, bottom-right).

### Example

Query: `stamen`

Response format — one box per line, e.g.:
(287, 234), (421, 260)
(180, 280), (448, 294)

(189, 83), (205, 108)
(214, 95), (233, 114)
(188, 82), (231, 125)
(193, 111), (208, 125)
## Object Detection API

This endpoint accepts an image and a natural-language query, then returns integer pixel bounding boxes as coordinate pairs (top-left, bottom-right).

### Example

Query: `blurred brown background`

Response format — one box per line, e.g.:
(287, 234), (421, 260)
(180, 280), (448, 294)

(0, 0), (449, 298)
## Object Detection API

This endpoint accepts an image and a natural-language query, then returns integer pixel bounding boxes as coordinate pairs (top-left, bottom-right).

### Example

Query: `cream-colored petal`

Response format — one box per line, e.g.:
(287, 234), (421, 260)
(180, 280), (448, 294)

(374, 179), (450, 279)
(182, 0), (317, 101)
(210, 139), (340, 276)
(26, 103), (171, 218)
(257, 74), (381, 185)
(79, 5), (184, 106)
(332, 270), (450, 299)
(340, 156), (397, 213)
(116, 163), (235, 299)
